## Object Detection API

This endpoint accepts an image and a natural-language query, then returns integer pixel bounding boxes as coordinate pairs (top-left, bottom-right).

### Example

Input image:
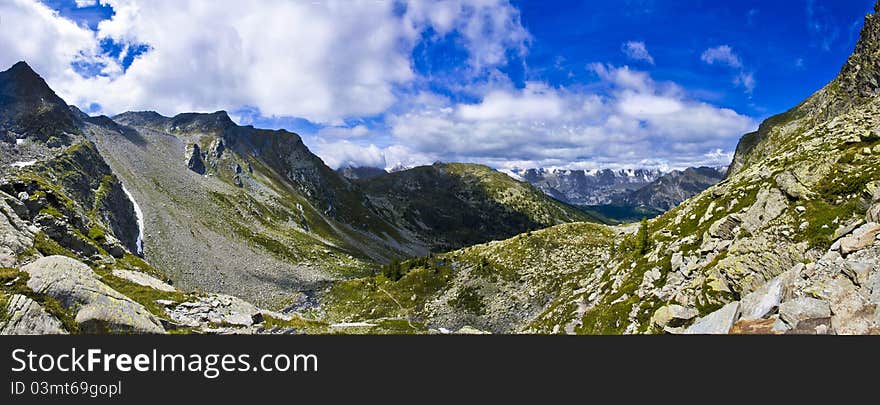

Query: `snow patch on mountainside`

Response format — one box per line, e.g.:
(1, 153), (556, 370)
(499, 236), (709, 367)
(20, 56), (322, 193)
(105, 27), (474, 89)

(121, 183), (145, 256)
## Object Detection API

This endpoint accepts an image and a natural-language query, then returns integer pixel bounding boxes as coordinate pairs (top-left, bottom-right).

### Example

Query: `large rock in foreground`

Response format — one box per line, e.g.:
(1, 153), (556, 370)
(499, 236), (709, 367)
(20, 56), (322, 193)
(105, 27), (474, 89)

(22, 256), (164, 334)
(0, 294), (67, 335)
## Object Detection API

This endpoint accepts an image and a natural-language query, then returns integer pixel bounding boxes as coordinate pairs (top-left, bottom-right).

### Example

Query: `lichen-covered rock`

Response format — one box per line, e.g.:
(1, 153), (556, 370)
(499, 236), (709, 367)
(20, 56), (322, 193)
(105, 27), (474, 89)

(779, 297), (831, 328)
(739, 267), (798, 321)
(651, 304), (698, 328)
(22, 256), (164, 334)
(0, 294), (67, 335)
(774, 171), (811, 200)
(739, 187), (787, 235)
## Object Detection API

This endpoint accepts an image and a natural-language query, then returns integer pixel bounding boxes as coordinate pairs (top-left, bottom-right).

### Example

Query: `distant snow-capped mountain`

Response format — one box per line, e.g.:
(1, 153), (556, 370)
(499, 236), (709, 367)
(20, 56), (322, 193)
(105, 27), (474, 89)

(504, 166), (727, 212)
(507, 168), (664, 205)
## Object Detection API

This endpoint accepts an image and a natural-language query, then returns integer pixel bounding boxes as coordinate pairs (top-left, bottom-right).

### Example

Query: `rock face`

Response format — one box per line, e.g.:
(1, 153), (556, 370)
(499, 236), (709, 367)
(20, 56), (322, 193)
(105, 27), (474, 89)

(0, 294), (67, 335)
(185, 143), (205, 174)
(16, 141), (141, 254)
(0, 191), (36, 267)
(22, 256), (164, 334)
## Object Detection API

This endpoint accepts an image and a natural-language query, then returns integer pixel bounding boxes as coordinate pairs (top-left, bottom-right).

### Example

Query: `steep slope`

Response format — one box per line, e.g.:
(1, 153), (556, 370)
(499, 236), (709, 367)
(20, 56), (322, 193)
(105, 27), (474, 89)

(355, 162), (597, 252)
(0, 142), (333, 335)
(84, 110), (422, 307)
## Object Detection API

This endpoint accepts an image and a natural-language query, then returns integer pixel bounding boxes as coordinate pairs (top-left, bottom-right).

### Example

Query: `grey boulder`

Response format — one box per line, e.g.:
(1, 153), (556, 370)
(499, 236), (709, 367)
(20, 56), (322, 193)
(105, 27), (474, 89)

(22, 256), (164, 334)
(778, 297), (831, 328)
(683, 302), (741, 334)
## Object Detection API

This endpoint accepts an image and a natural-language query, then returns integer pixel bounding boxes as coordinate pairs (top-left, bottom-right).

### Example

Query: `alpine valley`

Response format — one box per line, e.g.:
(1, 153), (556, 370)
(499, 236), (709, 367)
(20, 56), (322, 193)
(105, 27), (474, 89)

(4, 3), (880, 335)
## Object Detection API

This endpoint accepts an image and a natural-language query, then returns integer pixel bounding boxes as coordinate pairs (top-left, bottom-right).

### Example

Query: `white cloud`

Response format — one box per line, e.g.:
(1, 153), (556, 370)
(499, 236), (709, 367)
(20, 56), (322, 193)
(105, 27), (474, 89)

(0, 0), (110, 83)
(310, 140), (387, 169)
(735, 71), (756, 94)
(74, 0), (97, 7)
(0, 0), (529, 124)
(700, 45), (742, 68)
(701, 45), (755, 94)
(621, 41), (654, 64)
(383, 65), (756, 171)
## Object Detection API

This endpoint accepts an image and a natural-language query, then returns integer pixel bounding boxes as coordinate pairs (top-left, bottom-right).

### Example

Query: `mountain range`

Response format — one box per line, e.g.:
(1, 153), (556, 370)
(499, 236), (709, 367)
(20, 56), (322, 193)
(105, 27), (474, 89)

(4, 2), (880, 335)
(510, 166), (726, 222)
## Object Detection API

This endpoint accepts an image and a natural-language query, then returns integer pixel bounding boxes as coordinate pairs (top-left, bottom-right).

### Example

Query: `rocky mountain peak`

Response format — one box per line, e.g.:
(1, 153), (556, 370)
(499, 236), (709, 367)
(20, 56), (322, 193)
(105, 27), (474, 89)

(0, 61), (79, 142)
(168, 110), (235, 135)
(837, 2), (880, 98)
(1, 61), (63, 105)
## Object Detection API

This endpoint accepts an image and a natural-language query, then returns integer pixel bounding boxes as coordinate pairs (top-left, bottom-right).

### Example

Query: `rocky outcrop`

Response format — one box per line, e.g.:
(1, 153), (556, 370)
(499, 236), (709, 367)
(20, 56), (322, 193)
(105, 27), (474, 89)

(838, 2), (880, 99)
(739, 187), (788, 235)
(779, 297), (831, 329)
(22, 256), (164, 334)
(838, 223), (880, 256)
(185, 143), (205, 174)
(0, 190), (37, 267)
(0, 294), (67, 335)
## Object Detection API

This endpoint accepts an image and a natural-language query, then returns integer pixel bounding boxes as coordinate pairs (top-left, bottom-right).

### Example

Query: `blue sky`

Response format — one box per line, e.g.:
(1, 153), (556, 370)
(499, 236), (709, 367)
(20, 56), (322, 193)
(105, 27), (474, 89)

(1, 0), (876, 171)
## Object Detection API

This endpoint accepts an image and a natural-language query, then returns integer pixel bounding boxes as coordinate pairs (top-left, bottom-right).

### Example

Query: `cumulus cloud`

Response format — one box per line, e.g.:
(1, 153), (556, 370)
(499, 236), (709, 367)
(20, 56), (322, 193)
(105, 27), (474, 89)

(0, 0), (528, 124)
(621, 41), (654, 64)
(373, 65), (755, 171)
(310, 140), (388, 170)
(74, 0), (97, 7)
(0, 0), (111, 82)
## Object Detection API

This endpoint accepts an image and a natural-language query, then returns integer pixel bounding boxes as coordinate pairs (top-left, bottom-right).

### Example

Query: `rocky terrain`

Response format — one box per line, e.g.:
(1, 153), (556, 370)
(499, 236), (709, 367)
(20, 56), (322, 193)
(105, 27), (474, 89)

(6, 2), (880, 335)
